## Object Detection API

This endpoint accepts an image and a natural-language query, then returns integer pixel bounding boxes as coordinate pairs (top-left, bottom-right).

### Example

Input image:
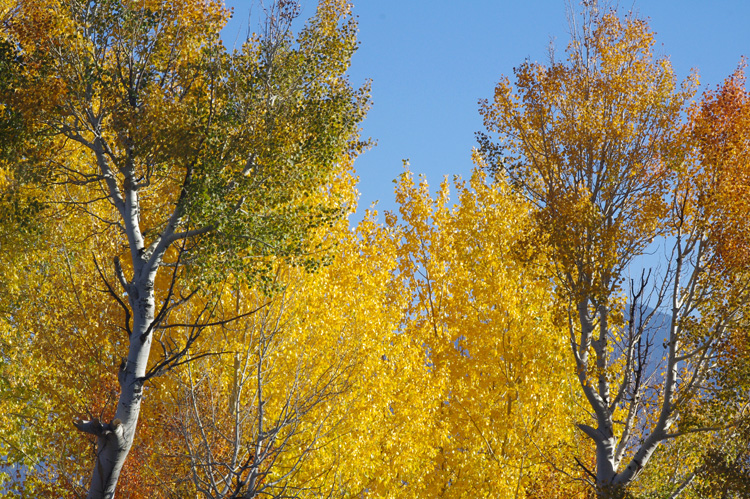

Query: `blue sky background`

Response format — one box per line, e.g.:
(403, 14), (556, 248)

(223, 1), (750, 220)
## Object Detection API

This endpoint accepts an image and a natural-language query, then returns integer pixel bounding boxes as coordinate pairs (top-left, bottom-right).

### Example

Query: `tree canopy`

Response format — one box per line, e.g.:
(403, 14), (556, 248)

(1, 1), (749, 498)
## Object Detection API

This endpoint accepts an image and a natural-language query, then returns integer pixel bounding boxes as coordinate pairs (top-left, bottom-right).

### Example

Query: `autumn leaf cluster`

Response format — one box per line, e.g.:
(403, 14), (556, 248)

(1, 2), (749, 499)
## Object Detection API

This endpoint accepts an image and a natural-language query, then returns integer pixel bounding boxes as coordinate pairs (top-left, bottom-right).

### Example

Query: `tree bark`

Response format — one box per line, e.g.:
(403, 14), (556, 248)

(73, 133), (163, 497)
(81, 268), (156, 498)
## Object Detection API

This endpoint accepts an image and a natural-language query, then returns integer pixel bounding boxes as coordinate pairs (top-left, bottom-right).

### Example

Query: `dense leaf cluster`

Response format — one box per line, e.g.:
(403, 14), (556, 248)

(0, 1), (748, 498)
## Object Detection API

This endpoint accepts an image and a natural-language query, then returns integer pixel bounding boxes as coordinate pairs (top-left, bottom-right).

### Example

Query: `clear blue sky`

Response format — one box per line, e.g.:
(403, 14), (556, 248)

(223, 1), (750, 219)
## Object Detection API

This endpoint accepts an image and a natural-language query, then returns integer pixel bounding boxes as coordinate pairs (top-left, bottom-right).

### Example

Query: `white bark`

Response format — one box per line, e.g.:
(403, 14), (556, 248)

(84, 275), (155, 498)
(72, 125), (177, 497)
(570, 228), (736, 496)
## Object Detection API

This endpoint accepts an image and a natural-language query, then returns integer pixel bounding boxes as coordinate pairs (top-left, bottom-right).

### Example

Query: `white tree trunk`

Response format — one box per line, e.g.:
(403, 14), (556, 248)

(84, 274), (156, 498)
(72, 135), (166, 498)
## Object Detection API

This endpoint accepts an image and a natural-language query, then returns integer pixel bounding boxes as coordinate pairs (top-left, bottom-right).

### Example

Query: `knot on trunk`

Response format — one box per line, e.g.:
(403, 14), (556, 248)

(73, 418), (125, 440)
